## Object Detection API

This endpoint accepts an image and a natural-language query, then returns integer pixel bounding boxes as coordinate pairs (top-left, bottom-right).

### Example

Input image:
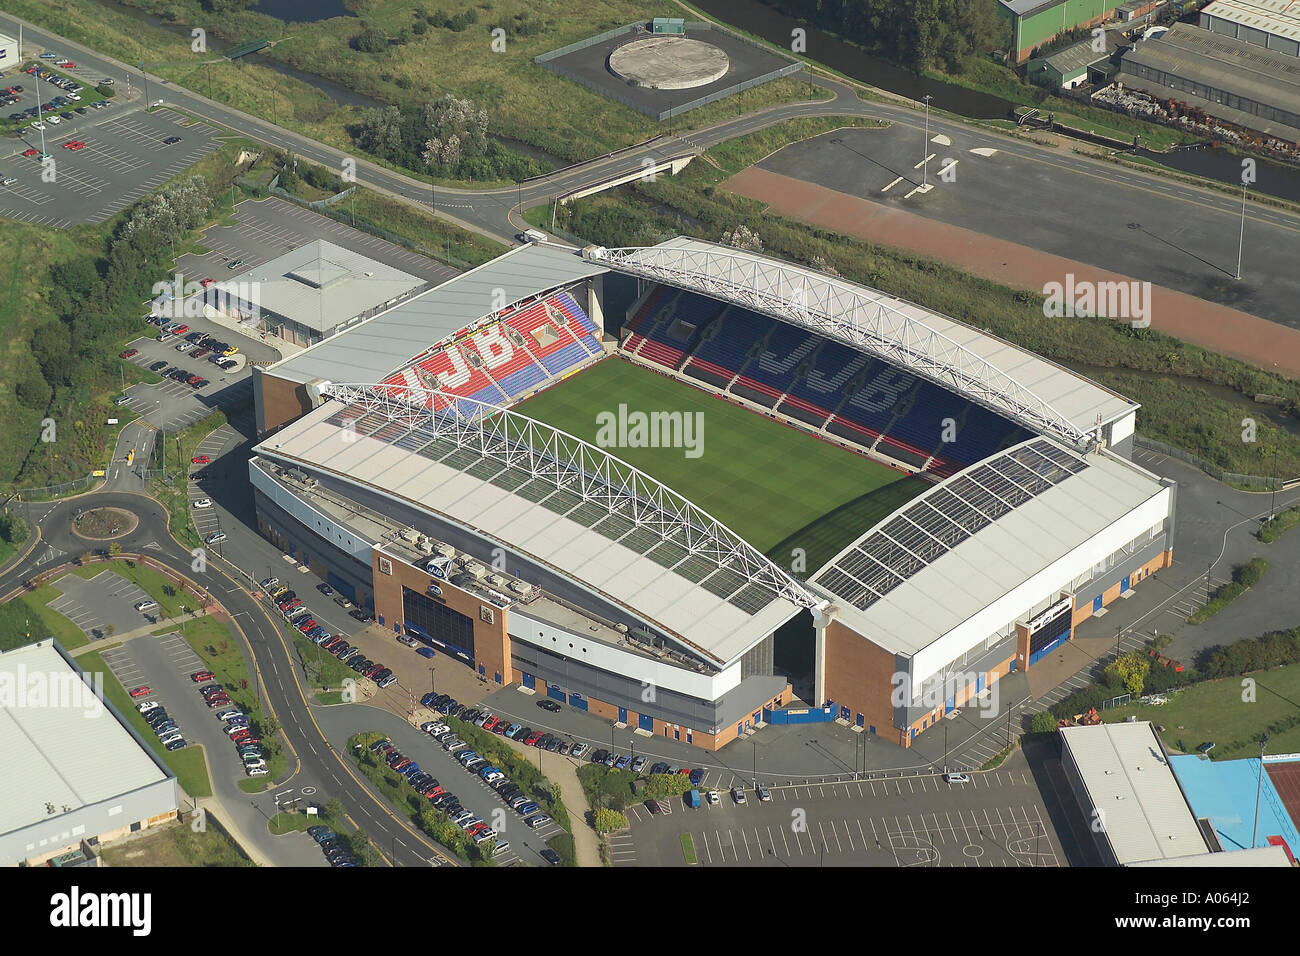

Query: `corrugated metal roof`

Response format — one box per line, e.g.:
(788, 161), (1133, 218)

(1000, 0), (1073, 17)
(1040, 36), (1117, 75)
(255, 402), (802, 666)
(0, 642), (170, 837)
(266, 243), (607, 385)
(215, 239), (424, 333)
(809, 438), (1167, 656)
(1120, 22), (1300, 120)
(1060, 722), (1209, 865)
(1202, 0), (1300, 41)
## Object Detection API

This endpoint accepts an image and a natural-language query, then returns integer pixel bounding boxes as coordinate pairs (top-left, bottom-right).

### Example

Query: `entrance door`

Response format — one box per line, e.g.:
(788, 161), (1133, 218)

(1093, 594), (1103, 612)
(617, 706), (628, 724)
(638, 712), (654, 732)
(521, 672), (536, 690)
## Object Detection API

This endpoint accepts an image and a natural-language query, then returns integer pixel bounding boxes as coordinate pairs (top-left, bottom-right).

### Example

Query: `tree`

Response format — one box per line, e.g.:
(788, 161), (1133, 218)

(420, 95), (488, 171)
(108, 542), (122, 557)
(1029, 711), (1059, 735)
(593, 807), (628, 832)
(355, 105), (402, 156)
(722, 224), (763, 252)
(351, 25), (389, 53)
(1106, 651), (1150, 698)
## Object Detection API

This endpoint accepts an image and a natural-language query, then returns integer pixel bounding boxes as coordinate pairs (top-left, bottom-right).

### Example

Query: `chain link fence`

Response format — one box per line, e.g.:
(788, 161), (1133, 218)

(1, 474), (99, 501)
(1133, 435), (1297, 490)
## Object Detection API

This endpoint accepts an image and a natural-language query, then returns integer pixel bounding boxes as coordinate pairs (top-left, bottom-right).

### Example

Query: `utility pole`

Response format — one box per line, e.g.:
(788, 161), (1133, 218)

(921, 94), (933, 188)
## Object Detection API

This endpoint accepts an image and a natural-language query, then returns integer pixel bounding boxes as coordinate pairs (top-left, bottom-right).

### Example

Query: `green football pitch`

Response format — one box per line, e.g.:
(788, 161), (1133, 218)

(514, 358), (926, 573)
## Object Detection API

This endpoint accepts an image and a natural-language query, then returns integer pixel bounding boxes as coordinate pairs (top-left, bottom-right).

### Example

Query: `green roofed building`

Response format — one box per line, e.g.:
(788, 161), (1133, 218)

(999, 0), (1119, 62)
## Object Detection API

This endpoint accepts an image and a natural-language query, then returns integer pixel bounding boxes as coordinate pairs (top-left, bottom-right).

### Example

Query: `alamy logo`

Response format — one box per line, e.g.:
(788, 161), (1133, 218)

(1042, 273), (1151, 328)
(594, 404), (704, 459)
(151, 273), (261, 323)
(0, 665), (103, 717)
(49, 887), (152, 936)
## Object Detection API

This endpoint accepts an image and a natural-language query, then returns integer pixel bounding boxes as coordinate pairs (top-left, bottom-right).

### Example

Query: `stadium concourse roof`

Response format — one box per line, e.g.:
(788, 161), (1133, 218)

(265, 241), (605, 386)
(587, 238), (1137, 446)
(808, 436), (1167, 657)
(255, 396), (807, 667)
(0, 642), (171, 839)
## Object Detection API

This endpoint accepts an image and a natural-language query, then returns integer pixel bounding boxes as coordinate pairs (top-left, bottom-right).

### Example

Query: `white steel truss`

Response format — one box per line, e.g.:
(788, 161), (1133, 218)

(323, 382), (819, 609)
(585, 241), (1090, 446)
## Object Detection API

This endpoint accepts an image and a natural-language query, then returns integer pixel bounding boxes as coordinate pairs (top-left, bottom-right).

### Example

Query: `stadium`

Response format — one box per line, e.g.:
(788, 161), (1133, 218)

(249, 236), (1177, 751)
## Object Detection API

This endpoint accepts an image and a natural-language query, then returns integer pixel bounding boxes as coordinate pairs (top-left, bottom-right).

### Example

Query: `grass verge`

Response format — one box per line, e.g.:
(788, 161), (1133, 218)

(1258, 506), (1300, 544)
(1187, 558), (1269, 625)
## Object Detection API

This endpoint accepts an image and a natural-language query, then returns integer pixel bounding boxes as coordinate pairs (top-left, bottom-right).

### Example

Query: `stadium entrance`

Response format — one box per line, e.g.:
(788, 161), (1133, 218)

(401, 587), (476, 668)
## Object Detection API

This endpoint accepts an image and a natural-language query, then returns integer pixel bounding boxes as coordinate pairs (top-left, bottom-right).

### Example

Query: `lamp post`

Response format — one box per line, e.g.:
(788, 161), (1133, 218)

(1235, 179), (1247, 280)
(921, 94), (933, 188)
(1252, 733), (1269, 848)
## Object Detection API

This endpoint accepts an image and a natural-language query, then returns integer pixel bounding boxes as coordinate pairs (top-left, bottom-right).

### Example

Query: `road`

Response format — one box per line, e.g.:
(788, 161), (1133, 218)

(6, 6), (1297, 277)
(0, 491), (459, 868)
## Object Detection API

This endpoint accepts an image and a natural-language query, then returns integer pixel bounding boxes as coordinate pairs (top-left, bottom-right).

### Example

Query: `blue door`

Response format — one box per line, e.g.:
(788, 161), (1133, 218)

(522, 672), (536, 690)
(1122, 574), (1131, 592)
(945, 694), (956, 715)
(1093, 594), (1103, 612)
(548, 684), (566, 703)
(568, 692), (587, 711)
(638, 712), (654, 732)
(618, 706), (628, 723)
(737, 722), (744, 737)
(856, 713), (864, 727)
(977, 673), (985, 694)
(839, 705), (851, 720)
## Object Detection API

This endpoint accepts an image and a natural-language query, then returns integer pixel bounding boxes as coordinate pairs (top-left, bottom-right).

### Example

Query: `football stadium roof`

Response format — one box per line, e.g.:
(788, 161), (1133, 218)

(808, 436), (1168, 657)
(255, 388), (813, 666)
(587, 239), (1137, 447)
(266, 242), (605, 386)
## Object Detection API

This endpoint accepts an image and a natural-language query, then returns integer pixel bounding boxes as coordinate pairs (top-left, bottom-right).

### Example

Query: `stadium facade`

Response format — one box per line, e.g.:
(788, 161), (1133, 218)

(250, 238), (1175, 751)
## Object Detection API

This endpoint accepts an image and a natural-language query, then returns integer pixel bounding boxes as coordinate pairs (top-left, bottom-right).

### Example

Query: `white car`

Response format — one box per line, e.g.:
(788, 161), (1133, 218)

(704, 790), (720, 805)
(158, 332), (173, 342)
(245, 763), (268, 776)
(66, 93), (80, 101)
(731, 787), (747, 805)
(46, 115), (61, 125)
(193, 498), (212, 508)
(260, 576), (279, 589)
(943, 772), (970, 785)
(215, 709), (243, 722)
(175, 341), (193, 352)
(134, 600), (159, 612)
(159, 731), (184, 746)
(30, 121), (45, 131)
(137, 700), (161, 713)
(204, 531), (226, 545)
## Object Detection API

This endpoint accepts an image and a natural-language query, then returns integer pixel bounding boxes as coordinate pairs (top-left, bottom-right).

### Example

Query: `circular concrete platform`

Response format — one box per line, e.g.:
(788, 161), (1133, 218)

(609, 36), (730, 90)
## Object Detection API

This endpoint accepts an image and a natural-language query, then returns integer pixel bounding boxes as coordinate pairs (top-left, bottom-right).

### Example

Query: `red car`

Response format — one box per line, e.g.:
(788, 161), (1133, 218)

(22, 148), (39, 157)
(230, 730), (253, 744)
(119, 348), (138, 359)
(524, 732), (543, 746)
(206, 695), (231, 708)
(62, 140), (86, 150)
(191, 455), (210, 464)
(296, 618), (317, 633)
(481, 716), (499, 732)
(200, 277), (215, 288)
(129, 686), (151, 698)
(190, 670), (215, 683)
(172, 324), (189, 335)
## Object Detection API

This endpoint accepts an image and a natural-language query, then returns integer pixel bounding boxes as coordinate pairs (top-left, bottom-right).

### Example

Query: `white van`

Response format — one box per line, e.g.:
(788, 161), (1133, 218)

(520, 228), (547, 244)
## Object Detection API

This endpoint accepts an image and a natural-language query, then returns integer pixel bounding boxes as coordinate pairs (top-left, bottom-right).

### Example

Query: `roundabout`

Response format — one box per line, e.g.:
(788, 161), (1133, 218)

(71, 506), (139, 541)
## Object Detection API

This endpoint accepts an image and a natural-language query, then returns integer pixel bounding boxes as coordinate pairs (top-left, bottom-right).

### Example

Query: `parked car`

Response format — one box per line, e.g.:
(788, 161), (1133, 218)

(129, 685), (151, 698)
(731, 787), (747, 805)
(537, 699), (561, 713)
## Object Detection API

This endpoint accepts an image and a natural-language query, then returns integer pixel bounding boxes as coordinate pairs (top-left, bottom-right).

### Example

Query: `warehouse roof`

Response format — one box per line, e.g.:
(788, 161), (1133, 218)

(0, 642), (172, 838)
(1200, 0), (1300, 41)
(809, 437), (1167, 656)
(1039, 35), (1119, 76)
(1000, 0), (1079, 17)
(265, 242), (606, 385)
(216, 239), (424, 333)
(1059, 722), (1209, 865)
(1120, 23), (1300, 128)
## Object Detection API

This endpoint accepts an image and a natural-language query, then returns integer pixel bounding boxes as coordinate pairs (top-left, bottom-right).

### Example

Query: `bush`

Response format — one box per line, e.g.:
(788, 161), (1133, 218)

(351, 26), (389, 52)
(593, 807), (628, 832)
(641, 773), (692, 800)
(1028, 711), (1059, 735)
(1186, 558), (1269, 624)
(1199, 624), (1300, 679)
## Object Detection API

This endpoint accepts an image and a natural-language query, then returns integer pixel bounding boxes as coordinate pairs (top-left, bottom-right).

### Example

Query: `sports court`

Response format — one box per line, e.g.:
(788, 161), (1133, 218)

(516, 357), (925, 569)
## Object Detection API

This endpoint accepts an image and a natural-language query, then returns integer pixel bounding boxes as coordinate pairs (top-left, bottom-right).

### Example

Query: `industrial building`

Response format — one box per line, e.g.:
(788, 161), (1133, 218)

(250, 238), (1173, 752)
(0, 32), (17, 71)
(0, 641), (180, 866)
(210, 239), (426, 349)
(1117, 22), (1300, 144)
(1200, 0), (1300, 56)
(999, 0), (1119, 62)
(1027, 31), (1123, 87)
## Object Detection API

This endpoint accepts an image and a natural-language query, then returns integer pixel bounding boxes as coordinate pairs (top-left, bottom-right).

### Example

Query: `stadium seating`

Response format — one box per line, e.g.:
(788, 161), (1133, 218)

(620, 293), (1034, 474)
(382, 289), (602, 412)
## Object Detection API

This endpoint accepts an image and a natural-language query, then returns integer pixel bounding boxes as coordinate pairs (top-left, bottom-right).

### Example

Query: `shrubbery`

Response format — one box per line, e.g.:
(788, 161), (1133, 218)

(1198, 624), (1300, 679)
(1187, 558), (1269, 624)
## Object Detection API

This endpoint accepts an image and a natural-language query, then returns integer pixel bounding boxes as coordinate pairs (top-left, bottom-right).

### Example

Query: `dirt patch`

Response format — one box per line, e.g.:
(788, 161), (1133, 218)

(722, 165), (1300, 380)
(71, 507), (138, 541)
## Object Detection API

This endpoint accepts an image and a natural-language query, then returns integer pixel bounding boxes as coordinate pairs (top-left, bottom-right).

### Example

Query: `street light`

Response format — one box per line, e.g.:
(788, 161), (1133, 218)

(1252, 733), (1270, 848)
(921, 94), (933, 188)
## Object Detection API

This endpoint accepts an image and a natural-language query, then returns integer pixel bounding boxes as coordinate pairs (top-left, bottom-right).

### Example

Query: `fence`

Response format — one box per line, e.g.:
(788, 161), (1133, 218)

(535, 21), (804, 121)
(1133, 435), (1298, 490)
(2, 474), (99, 501)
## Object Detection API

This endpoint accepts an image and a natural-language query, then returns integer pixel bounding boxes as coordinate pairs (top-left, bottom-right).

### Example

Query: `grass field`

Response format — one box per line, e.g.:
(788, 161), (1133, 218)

(0, 583), (90, 652)
(515, 357), (924, 572)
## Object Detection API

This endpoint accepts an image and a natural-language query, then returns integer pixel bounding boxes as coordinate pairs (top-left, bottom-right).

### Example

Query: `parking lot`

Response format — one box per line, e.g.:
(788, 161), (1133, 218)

(45, 568), (159, 641)
(618, 758), (1071, 867)
(0, 106), (219, 227)
(177, 196), (455, 287)
(118, 329), (261, 432)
